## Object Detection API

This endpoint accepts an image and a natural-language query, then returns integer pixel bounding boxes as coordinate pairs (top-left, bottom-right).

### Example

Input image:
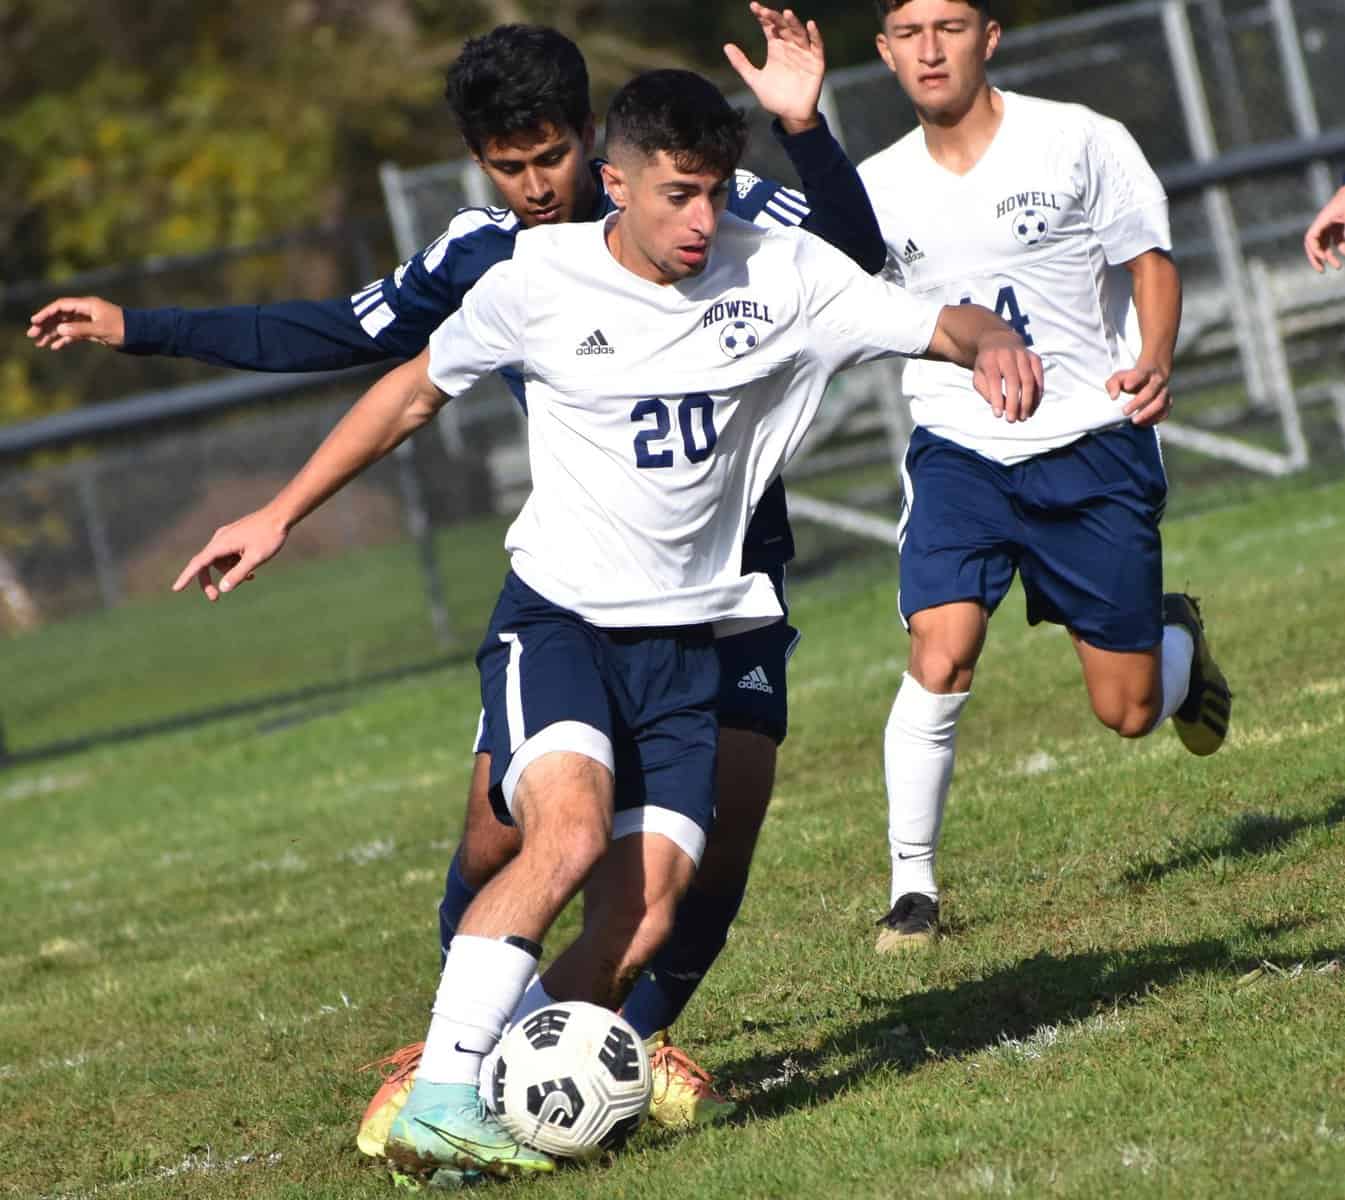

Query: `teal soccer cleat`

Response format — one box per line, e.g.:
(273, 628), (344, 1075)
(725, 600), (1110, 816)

(385, 1080), (554, 1189)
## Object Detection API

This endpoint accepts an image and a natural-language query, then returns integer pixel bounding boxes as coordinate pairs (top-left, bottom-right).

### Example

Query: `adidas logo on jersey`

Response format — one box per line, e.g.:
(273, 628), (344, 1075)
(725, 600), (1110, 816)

(576, 329), (615, 356)
(737, 665), (774, 694)
(735, 170), (762, 199)
(900, 238), (925, 265)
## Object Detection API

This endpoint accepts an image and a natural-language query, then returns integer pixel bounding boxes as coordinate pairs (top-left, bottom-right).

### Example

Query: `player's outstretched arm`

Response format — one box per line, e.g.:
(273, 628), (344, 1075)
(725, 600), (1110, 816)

(1305, 185), (1345, 273)
(724, 4), (824, 135)
(28, 290), (400, 372)
(1109, 248), (1181, 427)
(171, 351), (444, 601)
(926, 304), (1044, 423)
(27, 296), (125, 351)
(27, 221), (501, 372)
(724, 5), (886, 273)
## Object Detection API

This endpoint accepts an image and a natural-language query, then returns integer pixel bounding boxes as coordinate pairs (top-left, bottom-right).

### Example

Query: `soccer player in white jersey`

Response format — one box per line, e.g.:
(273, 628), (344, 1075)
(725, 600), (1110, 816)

(857, 0), (1234, 952)
(173, 68), (1039, 1186)
(32, 10), (894, 1134)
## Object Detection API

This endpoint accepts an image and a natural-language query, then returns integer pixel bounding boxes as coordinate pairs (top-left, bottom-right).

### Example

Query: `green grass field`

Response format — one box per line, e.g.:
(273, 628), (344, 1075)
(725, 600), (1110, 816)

(3, 476), (1344, 1199)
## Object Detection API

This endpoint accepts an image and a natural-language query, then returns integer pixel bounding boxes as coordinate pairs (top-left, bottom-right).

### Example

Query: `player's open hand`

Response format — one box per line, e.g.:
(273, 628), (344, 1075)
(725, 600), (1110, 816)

(724, 4), (824, 135)
(1108, 361), (1171, 426)
(973, 334), (1044, 423)
(27, 296), (126, 351)
(1304, 186), (1345, 273)
(171, 508), (288, 602)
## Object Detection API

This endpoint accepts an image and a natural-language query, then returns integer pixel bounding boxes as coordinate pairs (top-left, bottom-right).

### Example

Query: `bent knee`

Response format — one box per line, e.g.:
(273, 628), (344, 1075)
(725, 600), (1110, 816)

(1093, 696), (1160, 739)
(910, 656), (975, 694)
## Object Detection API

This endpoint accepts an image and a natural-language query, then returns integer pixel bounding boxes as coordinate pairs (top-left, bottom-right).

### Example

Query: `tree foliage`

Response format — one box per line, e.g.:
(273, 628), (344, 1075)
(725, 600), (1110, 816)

(0, 0), (1113, 432)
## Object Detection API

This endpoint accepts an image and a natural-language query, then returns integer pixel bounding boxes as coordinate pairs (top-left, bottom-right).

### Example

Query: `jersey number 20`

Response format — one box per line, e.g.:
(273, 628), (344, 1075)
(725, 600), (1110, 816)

(631, 394), (718, 468)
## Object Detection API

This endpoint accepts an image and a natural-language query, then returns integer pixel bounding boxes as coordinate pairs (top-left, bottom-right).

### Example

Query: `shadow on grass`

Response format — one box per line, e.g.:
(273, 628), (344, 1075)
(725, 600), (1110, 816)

(724, 923), (1341, 1120)
(0, 652), (468, 769)
(1119, 795), (1345, 887)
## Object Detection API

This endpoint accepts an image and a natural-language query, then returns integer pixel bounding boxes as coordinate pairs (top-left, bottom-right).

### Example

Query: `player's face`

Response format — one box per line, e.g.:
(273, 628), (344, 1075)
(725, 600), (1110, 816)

(601, 151), (731, 285)
(876, 0), (1000, 121)
(474, 120), (597, 227)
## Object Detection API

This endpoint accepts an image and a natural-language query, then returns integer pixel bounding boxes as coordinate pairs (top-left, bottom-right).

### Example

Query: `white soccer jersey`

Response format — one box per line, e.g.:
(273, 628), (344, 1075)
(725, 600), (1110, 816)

(427, 213), (942, 633)
(858, 90), (1171, 464)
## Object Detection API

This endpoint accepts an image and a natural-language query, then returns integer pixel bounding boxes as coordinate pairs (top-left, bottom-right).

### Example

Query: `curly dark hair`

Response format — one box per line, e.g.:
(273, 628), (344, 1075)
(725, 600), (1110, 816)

(605, 70), (748, 179)
(445, 25), (592, 154)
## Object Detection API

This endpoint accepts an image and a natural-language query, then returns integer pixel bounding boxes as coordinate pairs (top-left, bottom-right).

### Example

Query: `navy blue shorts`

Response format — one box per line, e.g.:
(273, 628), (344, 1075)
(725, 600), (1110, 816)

(475, 572), (720, 864)
(714, 564), (799, 744)
(897, 423), (1168, 652)
(474, 566), (799, 752)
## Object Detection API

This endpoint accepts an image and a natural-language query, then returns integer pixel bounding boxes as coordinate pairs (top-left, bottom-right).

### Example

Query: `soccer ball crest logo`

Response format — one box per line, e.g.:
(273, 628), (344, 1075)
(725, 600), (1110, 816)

(1011, 208), (1050, 246)
(719, 319), (759, 359)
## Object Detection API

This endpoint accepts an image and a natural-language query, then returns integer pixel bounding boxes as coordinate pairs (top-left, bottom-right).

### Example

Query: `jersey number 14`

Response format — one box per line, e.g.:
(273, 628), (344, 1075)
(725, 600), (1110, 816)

(631, 394), (718, 468)
(961, 286), (1034, 347)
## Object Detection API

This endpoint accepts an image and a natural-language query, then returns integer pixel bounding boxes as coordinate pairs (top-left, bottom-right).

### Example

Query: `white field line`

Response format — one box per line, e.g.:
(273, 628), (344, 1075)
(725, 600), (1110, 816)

(38, 1149), (283, 1200)
(3, 994), (359, 1083)
(0, 772), (90, 803)
(986, 1011), (1127, 1063)
(954, 1163), (1019, 1196)
(1119, 1142), (1159, 1173)
(1165, 511), (1341, 568)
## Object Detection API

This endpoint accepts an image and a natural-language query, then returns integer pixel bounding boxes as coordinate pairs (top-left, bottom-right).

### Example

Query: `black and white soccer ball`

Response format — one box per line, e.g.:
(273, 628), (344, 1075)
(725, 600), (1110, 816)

(489, 1002), (651, 1159)
(719, 319), (759, 358)
(1012, 208), (1049, 246)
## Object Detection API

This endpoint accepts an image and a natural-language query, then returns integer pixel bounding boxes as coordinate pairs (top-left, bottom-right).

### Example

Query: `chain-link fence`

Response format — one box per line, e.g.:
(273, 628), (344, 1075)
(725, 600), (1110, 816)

(4, 0), (1345, 759)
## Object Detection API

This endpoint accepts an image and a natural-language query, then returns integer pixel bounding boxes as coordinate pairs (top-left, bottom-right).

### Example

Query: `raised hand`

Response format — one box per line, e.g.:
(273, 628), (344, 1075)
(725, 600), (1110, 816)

(723, 4), (824, 135)
(27, 296), (126, 351)
(1304, 186), (1345, 273)
(171, 508), (289, 602)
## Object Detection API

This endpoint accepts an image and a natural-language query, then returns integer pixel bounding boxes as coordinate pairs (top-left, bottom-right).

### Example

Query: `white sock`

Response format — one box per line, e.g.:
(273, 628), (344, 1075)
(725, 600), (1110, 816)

(419, 935), (539, 1086)
(885, 672), (971, 905)
(509, 975), (556, 1027)
(1151, 623), (1195, 732)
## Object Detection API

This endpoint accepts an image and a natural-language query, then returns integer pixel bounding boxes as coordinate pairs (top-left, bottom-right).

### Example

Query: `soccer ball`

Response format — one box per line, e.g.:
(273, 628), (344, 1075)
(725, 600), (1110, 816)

(1012, 208), (1049, 246)
(488, 1002), (651, 1159)
(719, 319), (759, 358)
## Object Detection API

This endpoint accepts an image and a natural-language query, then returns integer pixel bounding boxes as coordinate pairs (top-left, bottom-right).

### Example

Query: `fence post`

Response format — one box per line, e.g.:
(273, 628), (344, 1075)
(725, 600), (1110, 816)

(394, 440), (453, 651)
(1247, 257), (1309, 470)
(1162, 0), (1271, 411)
(76, 458), (121, 610)
(1266, 0), (1336, 207)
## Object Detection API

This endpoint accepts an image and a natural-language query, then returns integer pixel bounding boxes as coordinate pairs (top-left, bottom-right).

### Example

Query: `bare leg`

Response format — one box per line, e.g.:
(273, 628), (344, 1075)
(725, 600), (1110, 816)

(1070, 633), (1163, 738)
(542, 832), (698, 1009)
(457, 750), (613, 942)
(458, 753), (523, 888)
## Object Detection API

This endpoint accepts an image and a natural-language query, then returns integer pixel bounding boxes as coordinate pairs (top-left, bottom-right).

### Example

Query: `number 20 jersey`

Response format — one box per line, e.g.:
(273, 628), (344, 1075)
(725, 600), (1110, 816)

(427, 213), (942, 635)
(858, 90), (1172, 465)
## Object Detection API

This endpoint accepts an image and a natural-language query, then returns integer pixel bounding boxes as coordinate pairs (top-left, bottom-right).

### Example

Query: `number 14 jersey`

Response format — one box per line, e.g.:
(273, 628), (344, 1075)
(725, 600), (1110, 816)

(858, 90), (1172, 465)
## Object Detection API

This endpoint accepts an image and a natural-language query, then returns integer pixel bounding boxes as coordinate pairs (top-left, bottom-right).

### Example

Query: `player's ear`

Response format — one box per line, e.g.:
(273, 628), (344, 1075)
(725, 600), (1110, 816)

(601, 162), (628, 211)
(580, 115), (597, 157)
(983, 18), (1002, 61)
(875, 31), (897, 74)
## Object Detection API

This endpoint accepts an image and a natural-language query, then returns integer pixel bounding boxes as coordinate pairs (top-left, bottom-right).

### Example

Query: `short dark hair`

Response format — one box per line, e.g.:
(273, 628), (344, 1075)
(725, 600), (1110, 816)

(445, 25), (592, 154)
(605, 70), (748, 179)
(874, 0), (992, 21)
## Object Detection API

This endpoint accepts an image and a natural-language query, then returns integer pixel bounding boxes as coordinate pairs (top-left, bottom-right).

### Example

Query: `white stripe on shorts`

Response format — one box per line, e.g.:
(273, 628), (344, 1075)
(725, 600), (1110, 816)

(501, 721), (614, 819)
(499, 632), (525, 752)
(612, 806), (707, 867)
(896, 445), (916, 631)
